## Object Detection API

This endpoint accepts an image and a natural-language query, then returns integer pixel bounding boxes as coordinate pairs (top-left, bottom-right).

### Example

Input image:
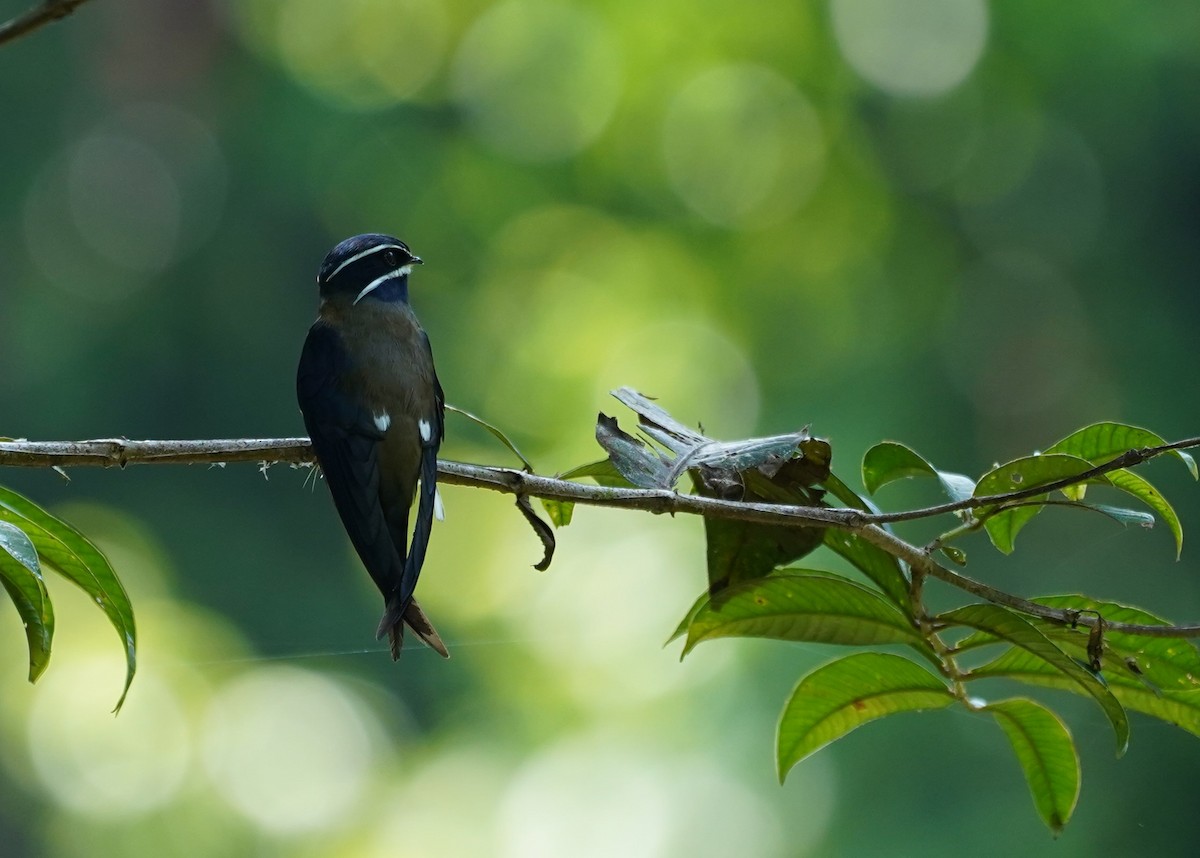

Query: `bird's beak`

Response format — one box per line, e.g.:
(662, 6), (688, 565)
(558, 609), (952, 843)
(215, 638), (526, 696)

(410, 256), (424, 265)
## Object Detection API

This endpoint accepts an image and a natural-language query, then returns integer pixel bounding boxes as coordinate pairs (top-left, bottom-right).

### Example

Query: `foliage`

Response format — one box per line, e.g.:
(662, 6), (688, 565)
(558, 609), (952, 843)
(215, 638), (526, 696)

(5, 388), (1200, 833)
(0, 486), (135, 710)
(563, 394), (1200, 835)
(2, 0), (1199, 848)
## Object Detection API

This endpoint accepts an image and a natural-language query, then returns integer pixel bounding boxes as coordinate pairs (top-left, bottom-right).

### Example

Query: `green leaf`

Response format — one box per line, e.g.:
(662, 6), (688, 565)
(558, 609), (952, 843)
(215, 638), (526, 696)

(1030, 596), (1200, 691)
(692, 442), (830, 594)
(0, 520), (53, 682)
(668, 564), (850, 647)
(962, 596), (1200, 697)
(955, 595), (1200, 696)
(0, 574), (54, 683)
(861, 441), (935, 494)
(0, 519), (45, 599)
(972, 647), (1200, 740)
(0, 488), (136, 711)
(939, 472), (977, 504)
(1074, 503), (1156, 529)
(668, 567), (830, 646)
(974, 453), (1100, 553)
(445, 404), (535, 471)
(668, 564), (840, 646)
(861, 442), (974, 501)
(557, 458), (635, 488)
(683, 573), (933, 660)
(818, 472), (876, 512)
(1045, 421), (1197, 480)
(1104, 469), (1183, 558)
(944, 603), (1129, 754)
(666, 589), (711, 645)
(540, 498), (574, 528)
(986, 699), (1080, 835)
(822, 528), (911, 610)
(939, 545), (968, 565)
(777, 652), (954, 780)
(700, 513), (826, 594)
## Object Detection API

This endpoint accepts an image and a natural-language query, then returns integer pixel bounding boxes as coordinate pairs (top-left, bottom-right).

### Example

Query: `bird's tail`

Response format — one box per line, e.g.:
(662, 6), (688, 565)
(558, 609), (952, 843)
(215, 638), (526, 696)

(377, 596), (449, 659)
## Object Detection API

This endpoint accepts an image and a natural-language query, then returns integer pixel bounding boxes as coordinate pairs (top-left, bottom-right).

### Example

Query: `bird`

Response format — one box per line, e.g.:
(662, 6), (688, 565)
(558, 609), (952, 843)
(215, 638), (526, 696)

(296, 233), (448, 659)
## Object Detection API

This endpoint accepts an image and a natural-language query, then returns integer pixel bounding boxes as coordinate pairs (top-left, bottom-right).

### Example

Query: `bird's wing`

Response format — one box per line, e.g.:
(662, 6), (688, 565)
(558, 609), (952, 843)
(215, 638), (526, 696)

(394, 330), (445, 615)
(297, 322), (402, 600)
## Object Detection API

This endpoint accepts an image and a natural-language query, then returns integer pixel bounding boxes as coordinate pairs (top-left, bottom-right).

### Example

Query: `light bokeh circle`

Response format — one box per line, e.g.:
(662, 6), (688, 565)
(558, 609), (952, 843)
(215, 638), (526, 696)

(68, 134), (181, 274)
(831, 0), (988, 97)
(201, 667), (377, 834)
(498, 737), (673, 858)
(276, 0), (448, 108)
(23, 104), (227, 300)
(453, 0), (623, 161)
(663, 64), (825, 228)
(28, 661), (190, 818)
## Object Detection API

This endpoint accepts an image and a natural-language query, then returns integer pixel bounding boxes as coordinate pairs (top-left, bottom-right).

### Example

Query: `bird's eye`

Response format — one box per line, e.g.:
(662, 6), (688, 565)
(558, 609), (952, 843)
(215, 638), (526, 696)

(383, 250), (400, 267)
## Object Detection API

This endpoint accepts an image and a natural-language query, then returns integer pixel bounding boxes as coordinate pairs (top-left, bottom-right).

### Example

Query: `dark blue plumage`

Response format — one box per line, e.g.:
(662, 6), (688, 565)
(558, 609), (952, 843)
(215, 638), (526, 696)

(297, 234), (447, 658)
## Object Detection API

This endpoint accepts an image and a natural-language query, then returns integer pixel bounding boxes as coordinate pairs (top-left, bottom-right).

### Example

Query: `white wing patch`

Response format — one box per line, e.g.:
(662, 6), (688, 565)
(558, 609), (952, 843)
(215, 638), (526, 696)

(434, 488), (445, 521)
(418, 418), (433, 443)
(373, 412), (391, 432)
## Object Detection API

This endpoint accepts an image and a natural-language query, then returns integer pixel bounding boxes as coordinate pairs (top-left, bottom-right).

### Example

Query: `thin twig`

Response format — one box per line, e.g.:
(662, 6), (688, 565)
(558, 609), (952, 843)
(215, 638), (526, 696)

(873, 438), (1200, 524)
(0, 0), (91, 48)
(2, 435), (1199, 639)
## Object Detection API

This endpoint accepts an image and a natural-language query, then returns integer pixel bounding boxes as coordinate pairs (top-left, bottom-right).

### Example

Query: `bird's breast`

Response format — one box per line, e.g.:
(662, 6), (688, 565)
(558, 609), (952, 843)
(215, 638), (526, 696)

(322, 302), (436, 422)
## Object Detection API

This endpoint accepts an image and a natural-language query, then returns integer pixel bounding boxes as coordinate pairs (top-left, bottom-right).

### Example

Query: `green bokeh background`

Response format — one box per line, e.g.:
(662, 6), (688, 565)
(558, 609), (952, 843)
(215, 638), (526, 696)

(2, 1), (1199, 855)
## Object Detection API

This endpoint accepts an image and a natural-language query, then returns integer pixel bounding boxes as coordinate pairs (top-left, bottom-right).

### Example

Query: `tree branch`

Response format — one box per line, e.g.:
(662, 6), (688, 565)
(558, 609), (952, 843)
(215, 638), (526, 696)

(1, 435), (1198, 639)
(853, 522), (1200, 639)
(0, 0), (91, 47)
(0, 437), (861, 527)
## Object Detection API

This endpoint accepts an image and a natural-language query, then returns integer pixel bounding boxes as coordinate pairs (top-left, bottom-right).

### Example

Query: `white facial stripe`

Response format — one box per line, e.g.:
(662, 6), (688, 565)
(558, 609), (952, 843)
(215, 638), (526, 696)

(328, 243), (405, 282)
(374, 413), (391, 432)
(418, 418), (432, 442)
(351, 264), (414, 305)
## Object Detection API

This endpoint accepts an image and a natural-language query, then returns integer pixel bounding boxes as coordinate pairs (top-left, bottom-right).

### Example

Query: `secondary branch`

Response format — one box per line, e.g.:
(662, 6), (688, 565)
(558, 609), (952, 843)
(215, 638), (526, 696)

(0, 0), (91, 47)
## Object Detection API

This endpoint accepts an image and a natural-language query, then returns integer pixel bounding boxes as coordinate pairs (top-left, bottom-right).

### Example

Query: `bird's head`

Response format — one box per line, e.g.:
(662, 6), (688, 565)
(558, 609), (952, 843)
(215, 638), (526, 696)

(317, 233), (423, 305)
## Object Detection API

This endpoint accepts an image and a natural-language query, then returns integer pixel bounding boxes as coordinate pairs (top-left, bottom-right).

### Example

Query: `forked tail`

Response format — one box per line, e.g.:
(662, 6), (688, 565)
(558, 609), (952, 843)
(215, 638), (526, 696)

(377, 596), (449, 659)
